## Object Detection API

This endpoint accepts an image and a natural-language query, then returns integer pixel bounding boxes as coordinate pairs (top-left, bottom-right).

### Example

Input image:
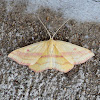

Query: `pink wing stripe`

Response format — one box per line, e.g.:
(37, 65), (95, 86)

(12, 52), (63, 58)
(35, 62), (48, 65)
(35, 62), (70, 66)
(62, 50), (91, 55)
(41, 55), (63, 58)
(12, 51), (43, 56)
(55, 62), (70, 65)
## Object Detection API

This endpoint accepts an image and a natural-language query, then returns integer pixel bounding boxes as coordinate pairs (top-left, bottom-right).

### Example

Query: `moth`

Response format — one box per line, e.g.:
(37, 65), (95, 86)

(8, 16), (94, 73)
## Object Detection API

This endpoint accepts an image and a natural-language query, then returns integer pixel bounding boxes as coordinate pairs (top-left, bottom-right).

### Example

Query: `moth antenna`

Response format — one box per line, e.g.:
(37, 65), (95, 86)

(37, 16), (52, 39)
(52, 19), (70, 39)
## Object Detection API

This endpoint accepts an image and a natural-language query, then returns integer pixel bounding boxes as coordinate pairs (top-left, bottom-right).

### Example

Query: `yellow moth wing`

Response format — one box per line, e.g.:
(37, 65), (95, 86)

(52, 43), (74, 72)
(29, 40), (74, 72)
(55, 40), (94, 65)
(8, 41), (48, 66)
(29, 49), (52, 72)
(29, 42), (52, 72)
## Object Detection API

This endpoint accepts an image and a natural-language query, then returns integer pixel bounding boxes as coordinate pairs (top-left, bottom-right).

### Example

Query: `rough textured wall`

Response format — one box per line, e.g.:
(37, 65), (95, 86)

(0, 0), (100, 100)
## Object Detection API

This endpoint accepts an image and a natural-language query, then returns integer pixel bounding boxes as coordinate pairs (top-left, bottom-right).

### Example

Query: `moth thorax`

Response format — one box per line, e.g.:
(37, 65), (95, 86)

(48, 40), (54, 54)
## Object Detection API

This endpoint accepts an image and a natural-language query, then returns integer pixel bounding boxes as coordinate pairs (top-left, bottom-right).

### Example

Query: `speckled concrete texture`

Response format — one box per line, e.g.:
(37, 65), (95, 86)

(0, 0), (100, 100)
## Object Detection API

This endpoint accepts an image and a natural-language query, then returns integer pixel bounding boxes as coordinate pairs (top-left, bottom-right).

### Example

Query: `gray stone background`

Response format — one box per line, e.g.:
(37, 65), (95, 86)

(0, 0), (100, 100)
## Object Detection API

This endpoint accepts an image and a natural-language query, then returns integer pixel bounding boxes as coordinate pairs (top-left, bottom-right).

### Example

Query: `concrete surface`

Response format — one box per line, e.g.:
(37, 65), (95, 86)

(27, 0), (100, 22)
(0, 0), (100, 100)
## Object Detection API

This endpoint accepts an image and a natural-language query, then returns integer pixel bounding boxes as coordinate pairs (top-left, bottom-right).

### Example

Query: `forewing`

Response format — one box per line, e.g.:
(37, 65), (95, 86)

(8, 41), (48, 66)
(55, 40), (94, 65)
